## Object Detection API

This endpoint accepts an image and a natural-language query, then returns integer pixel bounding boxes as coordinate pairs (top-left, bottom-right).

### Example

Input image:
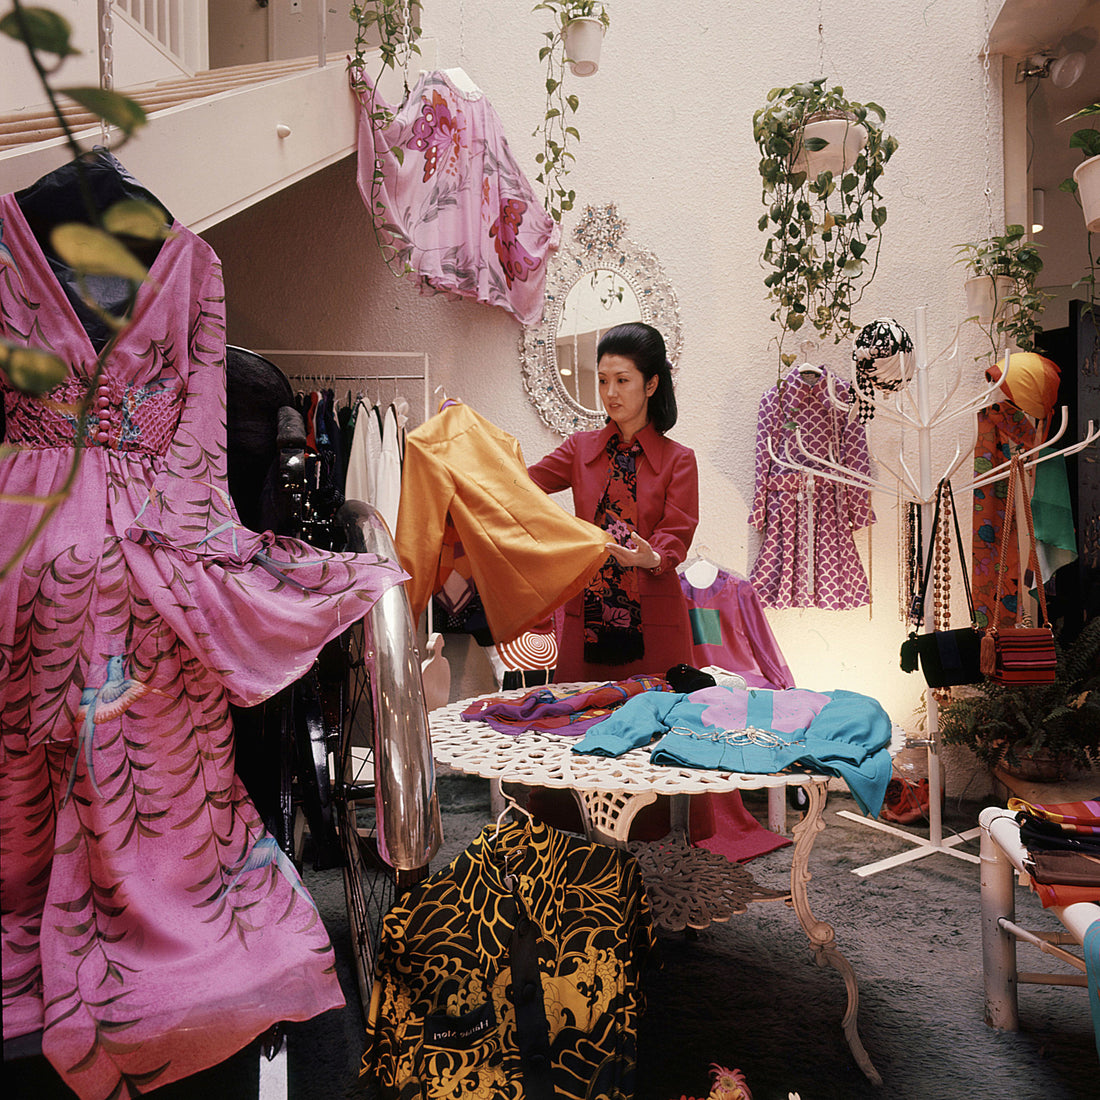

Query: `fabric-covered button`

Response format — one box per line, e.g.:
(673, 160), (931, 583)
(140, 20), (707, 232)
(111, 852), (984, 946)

(527, 1053), (547, 1069)
(96, 396), (110, 410)
(96, 430), (110, 444)
(520, 981), (537, 1003)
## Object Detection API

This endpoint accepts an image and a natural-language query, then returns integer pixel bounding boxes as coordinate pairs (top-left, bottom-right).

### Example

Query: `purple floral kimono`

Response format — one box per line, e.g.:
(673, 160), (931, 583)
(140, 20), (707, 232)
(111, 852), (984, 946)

(354, 68), (560, 326)
(0, 193), (406, 1099)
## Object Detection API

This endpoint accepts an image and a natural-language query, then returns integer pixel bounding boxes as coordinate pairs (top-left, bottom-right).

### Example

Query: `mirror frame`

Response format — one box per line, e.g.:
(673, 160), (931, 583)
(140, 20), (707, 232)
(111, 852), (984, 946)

(521, 204), (683, 436)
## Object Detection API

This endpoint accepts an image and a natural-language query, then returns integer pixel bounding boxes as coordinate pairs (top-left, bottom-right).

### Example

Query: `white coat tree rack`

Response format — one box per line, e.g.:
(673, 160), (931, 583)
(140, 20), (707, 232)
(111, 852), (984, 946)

(766, 306), (1099, 876)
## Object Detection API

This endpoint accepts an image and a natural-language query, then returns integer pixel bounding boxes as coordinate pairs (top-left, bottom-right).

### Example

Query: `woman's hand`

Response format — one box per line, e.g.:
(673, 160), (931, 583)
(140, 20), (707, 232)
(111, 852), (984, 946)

(606, 532), (661, 572)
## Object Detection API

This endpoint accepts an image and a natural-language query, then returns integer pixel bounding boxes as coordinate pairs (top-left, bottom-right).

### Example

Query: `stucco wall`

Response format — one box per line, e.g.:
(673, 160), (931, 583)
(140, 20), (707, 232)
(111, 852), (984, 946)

(202, 2), (1006, 795)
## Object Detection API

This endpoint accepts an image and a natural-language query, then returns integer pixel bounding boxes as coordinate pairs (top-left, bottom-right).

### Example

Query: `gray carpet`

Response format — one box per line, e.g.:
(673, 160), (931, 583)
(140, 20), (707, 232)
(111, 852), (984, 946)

(7, 776), (1098, 1099)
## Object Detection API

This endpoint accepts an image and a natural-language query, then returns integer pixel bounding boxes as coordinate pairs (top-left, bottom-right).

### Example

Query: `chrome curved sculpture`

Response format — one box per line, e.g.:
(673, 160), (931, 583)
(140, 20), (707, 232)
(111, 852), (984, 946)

(339, 500), (442, 871)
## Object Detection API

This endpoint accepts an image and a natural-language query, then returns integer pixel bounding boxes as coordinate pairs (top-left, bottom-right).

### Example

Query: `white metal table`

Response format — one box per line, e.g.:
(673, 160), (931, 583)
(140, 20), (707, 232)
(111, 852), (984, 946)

(429, 688), (883, 1085)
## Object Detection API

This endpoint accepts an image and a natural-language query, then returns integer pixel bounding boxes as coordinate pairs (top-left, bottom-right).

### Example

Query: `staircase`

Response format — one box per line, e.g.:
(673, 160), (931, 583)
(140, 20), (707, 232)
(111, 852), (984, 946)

(0, 43), (433, 233)
(0, 55), (336, 151)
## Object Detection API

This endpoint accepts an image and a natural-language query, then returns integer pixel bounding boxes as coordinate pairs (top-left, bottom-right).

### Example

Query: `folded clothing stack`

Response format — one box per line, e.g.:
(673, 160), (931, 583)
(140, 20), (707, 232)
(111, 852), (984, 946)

(1009, 795), (1100, 908)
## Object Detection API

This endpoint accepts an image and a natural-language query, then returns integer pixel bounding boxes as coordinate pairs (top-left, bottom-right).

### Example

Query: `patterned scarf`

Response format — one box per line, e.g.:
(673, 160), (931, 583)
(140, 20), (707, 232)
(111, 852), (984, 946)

(583, 435), (645, 665)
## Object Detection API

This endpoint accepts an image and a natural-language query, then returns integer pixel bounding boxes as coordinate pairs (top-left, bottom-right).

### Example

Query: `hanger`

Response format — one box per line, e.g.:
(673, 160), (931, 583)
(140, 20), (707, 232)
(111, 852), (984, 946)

(490, 790), (533, 890)
(679, 544), (721, 588)
(442, 67), (481, 95)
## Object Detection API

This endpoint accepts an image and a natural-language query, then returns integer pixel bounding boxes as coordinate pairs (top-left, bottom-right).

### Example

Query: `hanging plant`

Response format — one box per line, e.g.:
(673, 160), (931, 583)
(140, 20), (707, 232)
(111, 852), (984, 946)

(531, 2), (610, 223)
(754, 78), (897, 368)
(1058, 101), (1100, 313)
(954, 225), (1048, 357)
(349, 1), (423, 274)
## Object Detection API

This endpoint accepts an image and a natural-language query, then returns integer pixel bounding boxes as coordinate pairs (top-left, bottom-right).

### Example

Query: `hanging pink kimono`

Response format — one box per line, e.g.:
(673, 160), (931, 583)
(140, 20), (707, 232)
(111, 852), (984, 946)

(0, 186), (407, 1099)
(749, 367), (875, 610)
(354, 68), (560, 325)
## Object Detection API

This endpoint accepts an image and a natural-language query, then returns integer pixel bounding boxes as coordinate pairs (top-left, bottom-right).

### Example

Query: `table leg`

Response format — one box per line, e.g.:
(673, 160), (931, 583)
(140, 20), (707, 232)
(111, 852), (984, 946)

(788, 779), (882, 1086)
(979, 823), (1020, 1030)
(570, 788), (658, 847)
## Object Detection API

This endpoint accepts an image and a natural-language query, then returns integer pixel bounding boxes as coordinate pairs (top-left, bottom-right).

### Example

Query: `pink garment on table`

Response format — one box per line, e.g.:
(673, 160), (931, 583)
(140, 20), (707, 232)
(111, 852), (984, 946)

(679, 567), (795, 689)
(0, 194), (407, 1100)
(749, 367), (874, 610)
(354, 68), (560, 326)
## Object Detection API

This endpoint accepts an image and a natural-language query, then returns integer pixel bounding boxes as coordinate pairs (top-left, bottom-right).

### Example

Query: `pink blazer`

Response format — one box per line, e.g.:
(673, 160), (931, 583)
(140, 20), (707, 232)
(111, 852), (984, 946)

(528, 422), (699, 682)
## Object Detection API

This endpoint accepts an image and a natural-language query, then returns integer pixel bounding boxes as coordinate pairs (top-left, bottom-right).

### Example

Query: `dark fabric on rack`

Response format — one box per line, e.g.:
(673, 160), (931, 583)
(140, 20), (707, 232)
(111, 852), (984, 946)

(14, 149), (170, 350)
(225, 346), (297, 534)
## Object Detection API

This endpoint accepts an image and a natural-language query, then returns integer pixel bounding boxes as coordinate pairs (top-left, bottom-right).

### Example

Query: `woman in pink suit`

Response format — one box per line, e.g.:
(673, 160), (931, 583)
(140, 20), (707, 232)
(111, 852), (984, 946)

(528, 322), (699, 682)
(527, 323), (709, 840)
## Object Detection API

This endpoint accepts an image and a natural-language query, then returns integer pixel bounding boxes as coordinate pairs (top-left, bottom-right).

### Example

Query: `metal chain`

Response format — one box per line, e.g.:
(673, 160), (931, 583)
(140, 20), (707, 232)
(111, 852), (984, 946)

(400, 0), (412, 89)
(816, 0), (826, 78)
(98, 0), (115, 148)
(980, 0), (997, 240)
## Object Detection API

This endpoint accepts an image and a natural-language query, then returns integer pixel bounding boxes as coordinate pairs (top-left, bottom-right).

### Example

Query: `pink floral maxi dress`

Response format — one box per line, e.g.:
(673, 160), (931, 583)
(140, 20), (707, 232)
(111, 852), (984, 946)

(354, 68), (560, 326)
(0, 196), (406, 1099)
(749, 367), (875, 610)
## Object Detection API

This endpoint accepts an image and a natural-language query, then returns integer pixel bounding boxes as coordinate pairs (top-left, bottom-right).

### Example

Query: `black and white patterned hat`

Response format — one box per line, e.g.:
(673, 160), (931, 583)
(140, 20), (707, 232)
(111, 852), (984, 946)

(848, 317), (914, 422)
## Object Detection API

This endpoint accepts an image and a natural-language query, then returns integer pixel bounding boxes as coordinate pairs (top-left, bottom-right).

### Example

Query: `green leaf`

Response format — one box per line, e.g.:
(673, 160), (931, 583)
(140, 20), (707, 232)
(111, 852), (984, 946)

(0, 7), (78, 56)
(566, 94), (579, 112)
(803, 136), (829, 152)
(0, 340), (68, 394)
(60, 87), (146, 136)
(102, 200), (170, 241)
(50, 224), (148, 282)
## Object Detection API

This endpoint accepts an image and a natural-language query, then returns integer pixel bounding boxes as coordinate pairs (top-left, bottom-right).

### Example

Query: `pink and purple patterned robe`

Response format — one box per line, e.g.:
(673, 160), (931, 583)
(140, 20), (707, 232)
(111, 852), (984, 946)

(355, 69), (560, 326)
(749, 367), (875, 610)
(0, 192), (406, 1099)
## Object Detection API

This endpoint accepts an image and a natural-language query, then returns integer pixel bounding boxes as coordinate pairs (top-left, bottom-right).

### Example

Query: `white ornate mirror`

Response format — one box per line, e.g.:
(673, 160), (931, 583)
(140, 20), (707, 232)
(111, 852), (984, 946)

(521, 204), (683, 436)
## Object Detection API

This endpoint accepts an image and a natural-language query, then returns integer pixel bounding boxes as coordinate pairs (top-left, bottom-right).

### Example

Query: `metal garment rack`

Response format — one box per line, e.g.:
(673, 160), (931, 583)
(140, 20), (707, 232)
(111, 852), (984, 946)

(767, 306), (1099, 877)
(253, 349), (431, 428)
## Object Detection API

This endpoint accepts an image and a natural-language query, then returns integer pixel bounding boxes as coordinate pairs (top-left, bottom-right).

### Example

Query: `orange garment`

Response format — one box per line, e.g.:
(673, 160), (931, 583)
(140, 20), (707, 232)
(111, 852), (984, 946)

(394, 402), (610, 642)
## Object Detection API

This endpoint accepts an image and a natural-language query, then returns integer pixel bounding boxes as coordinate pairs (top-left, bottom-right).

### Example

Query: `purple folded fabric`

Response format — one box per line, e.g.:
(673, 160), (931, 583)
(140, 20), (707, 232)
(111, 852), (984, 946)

(461, 675), (671, 736)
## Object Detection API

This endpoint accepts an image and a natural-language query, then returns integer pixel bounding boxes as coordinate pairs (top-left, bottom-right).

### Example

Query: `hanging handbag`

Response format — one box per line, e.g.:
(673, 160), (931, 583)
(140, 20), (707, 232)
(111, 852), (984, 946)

(899, 480), (984, 688)
(979, 454), (1056, 685)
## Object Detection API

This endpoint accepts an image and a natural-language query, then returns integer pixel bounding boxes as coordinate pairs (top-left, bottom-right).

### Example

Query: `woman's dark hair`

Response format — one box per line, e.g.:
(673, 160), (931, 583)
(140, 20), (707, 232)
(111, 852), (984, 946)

(596, 321), (677, 433)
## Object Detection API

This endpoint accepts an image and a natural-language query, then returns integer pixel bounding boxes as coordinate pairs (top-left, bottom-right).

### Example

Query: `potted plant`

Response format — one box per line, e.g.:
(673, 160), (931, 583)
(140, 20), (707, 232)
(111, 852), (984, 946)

(753, 78), (897, 368)
(1061, 101), (1100, 232)
(545, 0), (610, 76)
(531, 2), (611, 223)
(938, 616), (1100, 782)
(954, 225), (1048, 357)
(1058, 102), (1100, 312)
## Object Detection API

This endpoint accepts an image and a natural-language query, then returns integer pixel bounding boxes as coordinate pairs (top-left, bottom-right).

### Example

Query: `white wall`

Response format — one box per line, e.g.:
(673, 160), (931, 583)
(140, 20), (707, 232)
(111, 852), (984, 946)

(202, 2), (1014, 792)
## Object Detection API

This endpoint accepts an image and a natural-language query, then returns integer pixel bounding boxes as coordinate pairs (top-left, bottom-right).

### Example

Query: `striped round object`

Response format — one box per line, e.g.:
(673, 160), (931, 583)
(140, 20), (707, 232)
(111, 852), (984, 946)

(496, 629), (558, 670)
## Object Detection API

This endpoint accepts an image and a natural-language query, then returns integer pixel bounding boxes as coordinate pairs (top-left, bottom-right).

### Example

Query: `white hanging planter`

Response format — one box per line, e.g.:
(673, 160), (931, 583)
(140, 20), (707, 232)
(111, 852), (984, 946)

(964, 274), (1016, 325)
(1073, 153), (1100, 232)
(562, 17), (606, 76)
(790, 112), (869, 179)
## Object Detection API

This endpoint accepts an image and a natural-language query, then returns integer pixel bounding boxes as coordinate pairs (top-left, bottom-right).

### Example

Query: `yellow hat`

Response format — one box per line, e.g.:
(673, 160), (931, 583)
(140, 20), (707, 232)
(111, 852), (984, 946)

(986, 352), (1060, 420)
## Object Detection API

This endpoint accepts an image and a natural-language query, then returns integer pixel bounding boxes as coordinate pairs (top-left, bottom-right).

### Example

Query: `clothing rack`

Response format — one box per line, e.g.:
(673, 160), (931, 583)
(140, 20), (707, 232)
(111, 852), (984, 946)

(766, 306), (1098, 876)
(253, 350), (431, 428)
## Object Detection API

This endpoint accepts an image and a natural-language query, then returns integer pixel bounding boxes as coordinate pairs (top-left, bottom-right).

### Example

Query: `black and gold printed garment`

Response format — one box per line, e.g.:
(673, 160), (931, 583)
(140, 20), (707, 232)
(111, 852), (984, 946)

(362, 819), (655, 1099)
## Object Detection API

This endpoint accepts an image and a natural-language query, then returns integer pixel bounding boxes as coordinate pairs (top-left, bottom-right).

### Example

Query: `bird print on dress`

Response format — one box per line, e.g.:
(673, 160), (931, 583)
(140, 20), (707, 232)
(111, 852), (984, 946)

(221, 835), (317, 912)
(65, 654), (153, 803)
